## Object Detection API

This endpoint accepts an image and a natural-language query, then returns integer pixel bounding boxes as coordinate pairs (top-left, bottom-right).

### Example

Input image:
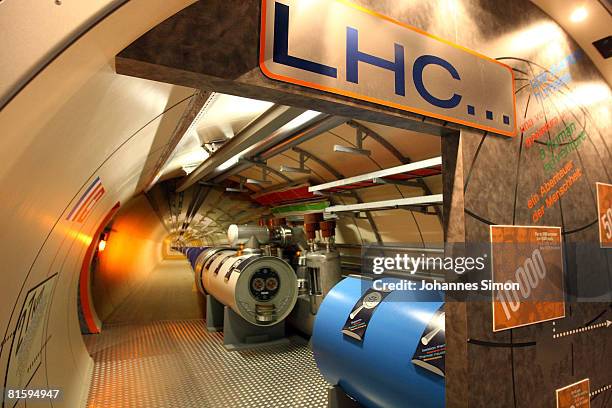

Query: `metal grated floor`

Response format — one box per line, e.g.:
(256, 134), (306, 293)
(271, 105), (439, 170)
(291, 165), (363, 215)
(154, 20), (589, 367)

(84, 319), (328, 408)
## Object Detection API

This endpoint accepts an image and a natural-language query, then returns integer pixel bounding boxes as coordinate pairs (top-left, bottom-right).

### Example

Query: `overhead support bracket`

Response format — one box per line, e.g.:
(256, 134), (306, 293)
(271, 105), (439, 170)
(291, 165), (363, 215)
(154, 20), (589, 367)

(280, 151), (311, 174)
(226, 177), (247, 193)
(239, 158), (292, 183)
(333, 127), (370, 156)
(246, 167), (272, 185)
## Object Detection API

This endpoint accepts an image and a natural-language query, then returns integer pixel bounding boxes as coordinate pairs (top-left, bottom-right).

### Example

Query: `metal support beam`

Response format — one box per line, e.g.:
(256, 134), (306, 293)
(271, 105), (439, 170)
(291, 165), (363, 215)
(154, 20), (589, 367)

(211, 114), (346, 184)
(177, 104), (306, 191)
(144, 90), (213, 192)
(280, 152), (310, 174)
(333, 126), (370, 156)
(372, 178), (422, 188)
(309, 157), (442, 192)
(240, 159), (292, 183)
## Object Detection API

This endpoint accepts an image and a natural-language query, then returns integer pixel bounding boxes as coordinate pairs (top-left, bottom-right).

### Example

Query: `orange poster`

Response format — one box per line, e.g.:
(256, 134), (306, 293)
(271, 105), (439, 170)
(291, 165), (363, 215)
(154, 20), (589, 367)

(596, 182), (612, 248)
(490, 225), (565, 332)
(556, 378), (590, 408)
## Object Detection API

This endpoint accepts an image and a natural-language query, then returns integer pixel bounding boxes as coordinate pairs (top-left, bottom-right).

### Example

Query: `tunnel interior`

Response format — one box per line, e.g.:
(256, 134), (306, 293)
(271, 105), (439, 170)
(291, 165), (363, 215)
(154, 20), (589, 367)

(76, 95), (444, 407)
(1, 0), (610, 407)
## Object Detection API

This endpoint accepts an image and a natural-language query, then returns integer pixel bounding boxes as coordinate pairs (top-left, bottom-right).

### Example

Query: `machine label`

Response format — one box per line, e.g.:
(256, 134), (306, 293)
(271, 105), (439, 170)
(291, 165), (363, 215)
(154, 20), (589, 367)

(225, 256), (253, 281)
(556, 378), (590, 408)
(490, 225), (565, 332)
(260, 0), (517, 136)
(214, 255), (232, 275)
(411, 305), (445, 377)
(225, 265), (241, 281)
(342, 288), (391, 341)
(596, 182), (612, 248)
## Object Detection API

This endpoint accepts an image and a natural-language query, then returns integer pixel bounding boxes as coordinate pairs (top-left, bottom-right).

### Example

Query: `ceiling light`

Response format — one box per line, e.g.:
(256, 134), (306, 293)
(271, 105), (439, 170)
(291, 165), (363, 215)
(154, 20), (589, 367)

(217, 156), (240, 172)
(182, 163), (201, 175)
(333, 144), (371, 156)
(284, 110), (321, 130)
(570, 6), (587, 22)
(246, 178), (272, 185)
(279, 165), (311, 174)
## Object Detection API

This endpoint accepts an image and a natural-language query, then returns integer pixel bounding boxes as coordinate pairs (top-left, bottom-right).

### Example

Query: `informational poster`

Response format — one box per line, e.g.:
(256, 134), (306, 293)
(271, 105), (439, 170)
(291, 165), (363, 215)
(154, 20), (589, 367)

(4, 274), (58, 396)
(411, 305), (445, 377)
(342, 288), (391, 341)
(490, 225), (565, 332)
(596, 182), (612, 248)
(556, 378), (590, 408)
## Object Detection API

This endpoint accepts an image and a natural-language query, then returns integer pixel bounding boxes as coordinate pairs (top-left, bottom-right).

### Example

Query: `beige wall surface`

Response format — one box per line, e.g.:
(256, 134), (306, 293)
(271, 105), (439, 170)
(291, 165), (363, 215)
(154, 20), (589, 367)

(0, 0), (120, 107)
(93, 194), (167, 322)
(0, 0), (194, 406)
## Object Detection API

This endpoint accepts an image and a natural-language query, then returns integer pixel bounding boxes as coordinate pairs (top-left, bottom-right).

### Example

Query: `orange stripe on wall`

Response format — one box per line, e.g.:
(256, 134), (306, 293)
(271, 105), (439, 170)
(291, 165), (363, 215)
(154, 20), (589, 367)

(79, 201), (120, 334)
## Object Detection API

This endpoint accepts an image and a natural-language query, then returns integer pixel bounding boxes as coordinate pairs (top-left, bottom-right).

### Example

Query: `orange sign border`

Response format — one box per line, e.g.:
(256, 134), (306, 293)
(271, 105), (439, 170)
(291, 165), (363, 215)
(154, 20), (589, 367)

(489, 224), (566, 332)
(259, 0), (518, 137)
(596, 182), (612, 249)
(555, 378), (590, 408)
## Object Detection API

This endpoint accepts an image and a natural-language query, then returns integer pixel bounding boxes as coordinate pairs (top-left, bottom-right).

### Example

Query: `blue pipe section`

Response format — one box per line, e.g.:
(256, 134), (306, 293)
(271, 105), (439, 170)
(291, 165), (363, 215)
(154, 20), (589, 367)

(312, 276), (445, 408)
(177, 247), (209, 269)
(187, 247), (208, 269)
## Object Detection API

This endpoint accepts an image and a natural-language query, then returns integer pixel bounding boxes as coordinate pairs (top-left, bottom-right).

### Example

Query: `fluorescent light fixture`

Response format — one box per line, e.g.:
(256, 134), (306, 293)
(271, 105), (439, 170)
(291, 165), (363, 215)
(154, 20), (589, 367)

(333, 144), (371, 156)
(181, 148), (209, 163)
(182, 163), (201, 174)
(279, 165), (311, 174)
(281, 110), (321, 133)
(570, 6), (587, 22)
(246, 178), (272, 185)
(217, 155), (240, 172)
(213, 110), (322, 175)
(310, 157), (442, 192)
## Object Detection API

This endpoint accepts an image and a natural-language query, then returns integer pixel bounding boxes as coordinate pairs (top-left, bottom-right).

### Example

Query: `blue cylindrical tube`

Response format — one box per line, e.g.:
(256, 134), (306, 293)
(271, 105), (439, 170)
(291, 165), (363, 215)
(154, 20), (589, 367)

(186, 247), (207, 269)
(312, 276), (445, 408)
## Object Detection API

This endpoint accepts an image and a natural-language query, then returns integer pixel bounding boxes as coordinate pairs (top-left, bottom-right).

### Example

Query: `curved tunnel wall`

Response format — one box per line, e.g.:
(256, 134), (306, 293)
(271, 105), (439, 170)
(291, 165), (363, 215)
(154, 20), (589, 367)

(0, 1), (196, 406)
(0, 0), (610, 407)
(92, 194), (168, 322)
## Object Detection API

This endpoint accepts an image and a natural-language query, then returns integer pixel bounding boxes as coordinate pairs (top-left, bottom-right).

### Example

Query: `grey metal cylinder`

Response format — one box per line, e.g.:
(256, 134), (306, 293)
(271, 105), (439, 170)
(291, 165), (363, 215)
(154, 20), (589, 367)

(195, 248), (236, 294)
(227, 224), (270, 246)
(203, 253), (298, 326)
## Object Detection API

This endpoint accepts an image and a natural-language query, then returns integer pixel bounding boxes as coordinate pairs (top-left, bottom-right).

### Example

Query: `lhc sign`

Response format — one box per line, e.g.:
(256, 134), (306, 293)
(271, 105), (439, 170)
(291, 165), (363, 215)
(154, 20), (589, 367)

(260, 0), (517, 137)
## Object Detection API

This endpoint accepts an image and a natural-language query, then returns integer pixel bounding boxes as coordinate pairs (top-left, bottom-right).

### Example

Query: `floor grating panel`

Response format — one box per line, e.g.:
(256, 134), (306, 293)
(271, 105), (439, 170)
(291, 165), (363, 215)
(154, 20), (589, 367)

(84, 319), (328, 408)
